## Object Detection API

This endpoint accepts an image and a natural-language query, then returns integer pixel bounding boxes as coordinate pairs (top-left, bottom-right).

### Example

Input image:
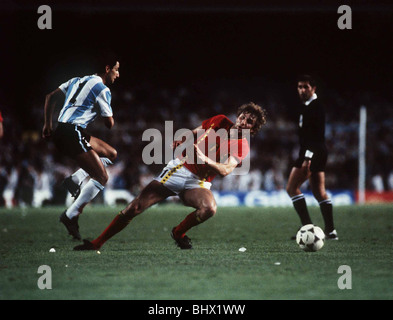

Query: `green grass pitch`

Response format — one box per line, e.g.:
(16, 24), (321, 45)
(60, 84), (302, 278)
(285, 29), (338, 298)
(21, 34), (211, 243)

(0, 203), (392, 300)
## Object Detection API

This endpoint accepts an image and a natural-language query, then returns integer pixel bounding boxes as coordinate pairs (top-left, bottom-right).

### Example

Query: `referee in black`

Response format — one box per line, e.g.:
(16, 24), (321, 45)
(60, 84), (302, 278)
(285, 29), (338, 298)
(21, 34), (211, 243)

(286, 75), (338, 240)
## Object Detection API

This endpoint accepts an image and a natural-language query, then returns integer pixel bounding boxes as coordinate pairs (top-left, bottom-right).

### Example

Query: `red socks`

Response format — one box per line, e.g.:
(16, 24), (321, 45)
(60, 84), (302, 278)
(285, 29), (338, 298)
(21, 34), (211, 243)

(173, 211), (202, 239)
(91, 213), (131, 249)
(90, 210), (204, 249)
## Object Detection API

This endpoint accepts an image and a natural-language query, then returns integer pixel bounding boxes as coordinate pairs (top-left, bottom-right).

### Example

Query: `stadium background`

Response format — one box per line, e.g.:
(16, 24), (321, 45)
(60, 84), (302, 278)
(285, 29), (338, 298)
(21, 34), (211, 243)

(0, 1), (392, 208)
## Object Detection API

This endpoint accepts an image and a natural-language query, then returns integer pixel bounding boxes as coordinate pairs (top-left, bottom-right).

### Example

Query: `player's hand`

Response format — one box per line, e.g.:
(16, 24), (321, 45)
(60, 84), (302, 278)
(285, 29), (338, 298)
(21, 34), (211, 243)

(302, 159), (311, 172)
(42, 125), (53, 139)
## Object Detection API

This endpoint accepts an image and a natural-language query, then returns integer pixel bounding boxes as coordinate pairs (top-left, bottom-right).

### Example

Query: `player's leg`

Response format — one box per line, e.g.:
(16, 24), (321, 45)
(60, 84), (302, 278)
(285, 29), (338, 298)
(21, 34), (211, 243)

(309, 171), (328, 202)
(64, 150), (108, 219)
(56, 124), (111, 239)
(286, 167), (312, 226)
(89, 136), (117, 162)
(60, 150), (107, 240)
(309, 172), (337, 238)
(64, 136), (117, 196)
(121, 180), (175, 220)
(171, 188), (217, 249)
(74, 180), (175, 250)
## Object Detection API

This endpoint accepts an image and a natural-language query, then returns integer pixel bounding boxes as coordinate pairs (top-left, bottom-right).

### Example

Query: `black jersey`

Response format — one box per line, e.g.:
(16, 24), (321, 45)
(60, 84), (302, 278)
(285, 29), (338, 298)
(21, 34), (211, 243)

(297, 98), (326, 151)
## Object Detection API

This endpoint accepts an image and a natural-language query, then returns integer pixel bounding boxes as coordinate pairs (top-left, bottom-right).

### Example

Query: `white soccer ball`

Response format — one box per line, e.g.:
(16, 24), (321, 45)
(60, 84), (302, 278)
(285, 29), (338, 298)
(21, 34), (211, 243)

(296, 224), (325, 252)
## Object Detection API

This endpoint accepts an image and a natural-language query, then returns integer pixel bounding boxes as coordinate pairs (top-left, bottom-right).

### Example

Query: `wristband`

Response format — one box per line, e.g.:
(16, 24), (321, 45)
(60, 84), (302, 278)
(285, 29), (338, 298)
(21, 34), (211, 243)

(305, 150), (314, 159)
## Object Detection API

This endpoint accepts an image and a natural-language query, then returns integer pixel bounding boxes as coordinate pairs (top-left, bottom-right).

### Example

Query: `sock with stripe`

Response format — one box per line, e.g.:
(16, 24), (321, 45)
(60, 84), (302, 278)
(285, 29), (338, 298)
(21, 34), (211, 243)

(172, 211), (202, 239)
(291, 194), (312, 225)
(319, 199), (334, 233)
(66, 179), (105, 219)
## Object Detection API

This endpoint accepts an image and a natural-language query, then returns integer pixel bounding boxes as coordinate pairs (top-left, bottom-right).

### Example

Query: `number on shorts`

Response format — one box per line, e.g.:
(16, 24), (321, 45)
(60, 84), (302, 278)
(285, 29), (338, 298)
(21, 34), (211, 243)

(159, 169), (168, 178)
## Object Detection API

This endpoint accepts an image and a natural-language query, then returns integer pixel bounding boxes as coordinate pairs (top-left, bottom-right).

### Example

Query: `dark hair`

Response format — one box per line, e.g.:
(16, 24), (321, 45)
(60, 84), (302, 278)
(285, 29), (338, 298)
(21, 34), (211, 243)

(237, 102), (267, 136)
(297, 74), (316, 87)
(94, 51), (119, 73)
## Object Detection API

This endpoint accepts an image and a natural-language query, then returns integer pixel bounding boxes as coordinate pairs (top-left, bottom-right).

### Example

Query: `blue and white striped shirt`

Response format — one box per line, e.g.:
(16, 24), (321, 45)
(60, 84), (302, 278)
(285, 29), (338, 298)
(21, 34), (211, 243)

(58, 75), (112, 128)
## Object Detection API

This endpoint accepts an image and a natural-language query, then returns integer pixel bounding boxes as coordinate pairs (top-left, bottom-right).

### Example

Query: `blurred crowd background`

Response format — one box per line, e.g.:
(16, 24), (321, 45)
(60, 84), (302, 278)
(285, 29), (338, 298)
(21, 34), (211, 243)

(0, 77), (392, 207)
(1, 1), (392, 207)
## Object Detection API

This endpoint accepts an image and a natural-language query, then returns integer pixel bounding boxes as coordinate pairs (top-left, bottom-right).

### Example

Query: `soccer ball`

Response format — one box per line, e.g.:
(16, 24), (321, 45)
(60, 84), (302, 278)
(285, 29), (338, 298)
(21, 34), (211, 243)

(296, 224), (325, 252)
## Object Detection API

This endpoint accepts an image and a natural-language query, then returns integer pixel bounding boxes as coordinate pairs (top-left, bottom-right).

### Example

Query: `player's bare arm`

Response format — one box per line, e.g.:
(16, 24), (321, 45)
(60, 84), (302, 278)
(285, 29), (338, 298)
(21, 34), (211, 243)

(194, 144), (239, 177)
(103, 116), (114, 129)
(302, 159), (311, 172)
(42, 88), (65, 139)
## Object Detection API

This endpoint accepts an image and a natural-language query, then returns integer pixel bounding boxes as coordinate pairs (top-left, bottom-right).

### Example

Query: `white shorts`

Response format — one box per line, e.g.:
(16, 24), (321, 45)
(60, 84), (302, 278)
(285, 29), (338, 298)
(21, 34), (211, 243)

(154, 159), (212, 194)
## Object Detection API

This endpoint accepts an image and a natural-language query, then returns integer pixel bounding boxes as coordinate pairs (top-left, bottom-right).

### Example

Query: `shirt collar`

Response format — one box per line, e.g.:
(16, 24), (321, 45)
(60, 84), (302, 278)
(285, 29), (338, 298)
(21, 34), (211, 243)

(303, 93), (317, 106)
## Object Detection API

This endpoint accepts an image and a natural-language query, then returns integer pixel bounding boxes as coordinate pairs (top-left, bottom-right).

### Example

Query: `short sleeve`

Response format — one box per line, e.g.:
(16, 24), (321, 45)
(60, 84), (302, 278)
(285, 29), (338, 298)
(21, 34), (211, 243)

(58, 77), (78, 94)
(96, 88), (113, 117)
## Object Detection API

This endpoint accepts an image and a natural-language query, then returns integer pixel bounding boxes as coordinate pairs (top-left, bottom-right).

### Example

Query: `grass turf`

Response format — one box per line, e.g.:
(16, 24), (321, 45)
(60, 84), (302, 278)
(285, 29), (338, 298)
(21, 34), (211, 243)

(0, 204), (392, 300)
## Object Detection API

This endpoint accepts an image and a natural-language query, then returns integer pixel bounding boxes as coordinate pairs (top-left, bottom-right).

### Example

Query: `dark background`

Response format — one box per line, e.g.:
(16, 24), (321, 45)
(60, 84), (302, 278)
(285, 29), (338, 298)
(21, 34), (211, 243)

(1, 0), (392, 110)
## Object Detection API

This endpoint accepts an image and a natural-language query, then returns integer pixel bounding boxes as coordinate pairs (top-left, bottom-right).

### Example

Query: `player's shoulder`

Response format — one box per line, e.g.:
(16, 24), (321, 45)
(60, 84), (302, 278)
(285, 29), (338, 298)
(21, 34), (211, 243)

(63, 76), (81, 85)
(309, 98), (326, 113)
(86, 74), (103, 84)
(310, 97), (324, 106)
(214, 114), (230, 120)
(203, 114), (233, 130)
(64, 75), (92, 86)
(212, 114), (233, 124)
(87, 75), (110, 92)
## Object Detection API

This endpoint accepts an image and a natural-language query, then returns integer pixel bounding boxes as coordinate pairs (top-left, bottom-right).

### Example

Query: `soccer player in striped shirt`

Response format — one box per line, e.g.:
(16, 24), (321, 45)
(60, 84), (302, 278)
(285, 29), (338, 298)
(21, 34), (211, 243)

(286, 75), (338, 240)
(42, 54), (120, 240)
(74, 102), (267, 250)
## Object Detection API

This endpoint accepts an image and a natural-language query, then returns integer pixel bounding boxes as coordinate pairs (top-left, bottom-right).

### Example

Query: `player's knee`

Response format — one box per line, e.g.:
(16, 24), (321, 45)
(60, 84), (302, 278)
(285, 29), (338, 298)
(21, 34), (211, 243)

(199, 202), (217, 220)
(123, 200), (144, 219)
(314, 191), (328, 202)
(133, 203), (144, 216)
(108, 148), (117, 162)
(111, 148), (118, 161)
(286, 184), (295, 197)
(95, 171), (108, 186)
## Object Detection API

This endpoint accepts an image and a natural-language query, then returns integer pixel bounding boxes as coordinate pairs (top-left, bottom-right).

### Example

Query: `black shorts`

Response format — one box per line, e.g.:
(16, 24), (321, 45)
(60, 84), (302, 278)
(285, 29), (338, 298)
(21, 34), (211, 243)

(52, 123), (92, 157)
(294, 147), (328, 172)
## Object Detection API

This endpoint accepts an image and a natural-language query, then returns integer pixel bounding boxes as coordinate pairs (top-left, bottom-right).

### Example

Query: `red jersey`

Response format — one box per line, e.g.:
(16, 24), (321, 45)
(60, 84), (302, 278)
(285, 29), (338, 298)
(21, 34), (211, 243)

(0, 111), (3, 123)
(182, 114), (250, 182)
